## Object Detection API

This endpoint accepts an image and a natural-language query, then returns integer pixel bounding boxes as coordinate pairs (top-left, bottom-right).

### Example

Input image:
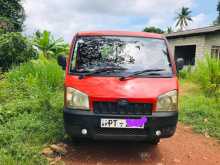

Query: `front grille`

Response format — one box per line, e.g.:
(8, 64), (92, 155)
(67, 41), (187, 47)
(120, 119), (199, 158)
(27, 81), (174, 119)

(93, 101), (152, 115)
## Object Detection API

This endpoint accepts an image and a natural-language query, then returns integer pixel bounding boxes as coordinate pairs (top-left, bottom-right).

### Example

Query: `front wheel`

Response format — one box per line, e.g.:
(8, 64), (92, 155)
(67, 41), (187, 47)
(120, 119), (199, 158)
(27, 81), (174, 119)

(148, 138), (160, 145)
(71, 137), (81, 143)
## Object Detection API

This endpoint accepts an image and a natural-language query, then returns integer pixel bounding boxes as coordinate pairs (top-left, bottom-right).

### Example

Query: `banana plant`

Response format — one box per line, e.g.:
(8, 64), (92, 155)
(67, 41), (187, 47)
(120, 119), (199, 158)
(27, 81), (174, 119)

(33, 30), (69, 59)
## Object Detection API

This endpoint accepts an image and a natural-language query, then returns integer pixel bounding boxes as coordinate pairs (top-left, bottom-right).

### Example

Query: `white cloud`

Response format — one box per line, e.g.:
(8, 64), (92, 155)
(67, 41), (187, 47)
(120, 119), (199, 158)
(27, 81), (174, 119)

(23, 0), (196, 42)
(188, 13), (209, 29)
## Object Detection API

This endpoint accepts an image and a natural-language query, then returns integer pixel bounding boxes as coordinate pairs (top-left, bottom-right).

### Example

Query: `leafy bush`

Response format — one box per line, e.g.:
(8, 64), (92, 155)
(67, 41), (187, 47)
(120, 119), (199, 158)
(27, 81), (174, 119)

(0, 32), (37, 71)
(0, 57), (65, 164)
(0, 28), (4, 34)
(191, 54), (220, 100)
(0, 17), (15, 33)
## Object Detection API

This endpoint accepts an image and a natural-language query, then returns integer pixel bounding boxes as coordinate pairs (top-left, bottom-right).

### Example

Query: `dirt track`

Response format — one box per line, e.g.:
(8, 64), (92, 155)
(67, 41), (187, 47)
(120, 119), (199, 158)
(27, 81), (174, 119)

(62, 124), (220, 165)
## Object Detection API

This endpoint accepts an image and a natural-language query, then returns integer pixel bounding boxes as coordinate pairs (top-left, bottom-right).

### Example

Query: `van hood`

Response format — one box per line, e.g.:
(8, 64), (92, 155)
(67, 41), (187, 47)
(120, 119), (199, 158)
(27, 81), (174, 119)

(65, 76), (178, 101)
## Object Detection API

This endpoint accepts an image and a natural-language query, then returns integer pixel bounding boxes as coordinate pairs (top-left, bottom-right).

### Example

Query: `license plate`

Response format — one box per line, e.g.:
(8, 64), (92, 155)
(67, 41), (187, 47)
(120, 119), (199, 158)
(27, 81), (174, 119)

(100, 118), (145, 129)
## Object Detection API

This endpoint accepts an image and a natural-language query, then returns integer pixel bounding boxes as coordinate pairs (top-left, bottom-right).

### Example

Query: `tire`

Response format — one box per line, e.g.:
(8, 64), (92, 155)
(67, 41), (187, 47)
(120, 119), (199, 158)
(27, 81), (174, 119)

(71, 137), (81, 143)
(148, 138), (160, 145)
(71, 137), (89, 145)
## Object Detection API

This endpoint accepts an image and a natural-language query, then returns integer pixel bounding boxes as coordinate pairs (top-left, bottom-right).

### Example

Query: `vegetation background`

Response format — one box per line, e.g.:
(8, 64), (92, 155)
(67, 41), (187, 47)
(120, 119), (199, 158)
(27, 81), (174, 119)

(0, 0), (219, 164)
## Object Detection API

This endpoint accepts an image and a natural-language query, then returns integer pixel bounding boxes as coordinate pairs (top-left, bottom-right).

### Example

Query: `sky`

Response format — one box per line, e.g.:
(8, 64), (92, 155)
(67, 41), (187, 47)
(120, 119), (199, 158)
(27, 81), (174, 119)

(23, 0), (219, 42)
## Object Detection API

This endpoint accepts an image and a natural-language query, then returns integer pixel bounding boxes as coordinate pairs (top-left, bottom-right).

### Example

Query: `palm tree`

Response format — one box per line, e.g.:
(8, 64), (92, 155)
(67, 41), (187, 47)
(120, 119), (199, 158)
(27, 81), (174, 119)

(175, 7), (193, 31)
(33, 30), (69, 59)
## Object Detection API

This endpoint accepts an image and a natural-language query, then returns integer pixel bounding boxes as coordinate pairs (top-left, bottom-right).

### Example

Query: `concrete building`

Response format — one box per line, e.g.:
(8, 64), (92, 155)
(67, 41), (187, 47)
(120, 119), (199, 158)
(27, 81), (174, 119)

(165, 26), (220, 66)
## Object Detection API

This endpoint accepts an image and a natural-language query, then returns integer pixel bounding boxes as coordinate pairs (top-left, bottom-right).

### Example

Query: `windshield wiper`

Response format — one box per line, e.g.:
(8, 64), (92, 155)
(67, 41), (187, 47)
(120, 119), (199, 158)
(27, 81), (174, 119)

(78, 67), (126, 79)
(119, 68), (165, 81)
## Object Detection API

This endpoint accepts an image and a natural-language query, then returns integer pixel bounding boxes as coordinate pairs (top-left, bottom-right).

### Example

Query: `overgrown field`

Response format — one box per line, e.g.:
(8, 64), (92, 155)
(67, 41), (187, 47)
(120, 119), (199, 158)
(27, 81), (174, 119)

(0, 57), (65, 164)
(179, 55), (220, 140)
(179, 80), (220, 140)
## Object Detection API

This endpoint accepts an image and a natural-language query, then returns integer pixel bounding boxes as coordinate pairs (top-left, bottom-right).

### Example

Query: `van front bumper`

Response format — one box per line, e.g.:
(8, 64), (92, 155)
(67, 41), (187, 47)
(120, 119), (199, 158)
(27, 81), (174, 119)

(63, 108), (178, 141)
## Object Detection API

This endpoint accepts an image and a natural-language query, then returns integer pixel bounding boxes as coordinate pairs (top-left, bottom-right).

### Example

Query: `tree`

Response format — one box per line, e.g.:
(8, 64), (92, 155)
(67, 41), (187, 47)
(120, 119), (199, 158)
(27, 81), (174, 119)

(0, 0), (25, 32)
(166, 27), (173, 34)
(33, 30), (69, 59)
(0, 33), (37, 71)
(175, 7), (193, 31)
(143, 26), (164, 34)
(0, 16), (15, 32)
(214, 1), (220, 25)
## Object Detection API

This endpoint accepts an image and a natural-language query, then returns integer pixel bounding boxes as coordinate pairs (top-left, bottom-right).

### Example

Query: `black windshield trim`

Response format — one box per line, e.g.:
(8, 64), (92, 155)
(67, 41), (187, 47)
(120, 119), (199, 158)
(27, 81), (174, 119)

(77, 67), (127, 79)
(119, 68), (166, 80)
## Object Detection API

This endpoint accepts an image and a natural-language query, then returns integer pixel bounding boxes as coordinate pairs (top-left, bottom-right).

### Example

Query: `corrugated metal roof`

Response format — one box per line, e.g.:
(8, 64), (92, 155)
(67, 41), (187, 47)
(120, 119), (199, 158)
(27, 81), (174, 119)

(165, 25), (220, 38)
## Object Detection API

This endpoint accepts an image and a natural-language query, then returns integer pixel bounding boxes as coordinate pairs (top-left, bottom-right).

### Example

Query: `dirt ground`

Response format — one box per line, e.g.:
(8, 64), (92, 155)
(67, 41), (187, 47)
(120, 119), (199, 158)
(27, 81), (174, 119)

(62, 124), (220, 165)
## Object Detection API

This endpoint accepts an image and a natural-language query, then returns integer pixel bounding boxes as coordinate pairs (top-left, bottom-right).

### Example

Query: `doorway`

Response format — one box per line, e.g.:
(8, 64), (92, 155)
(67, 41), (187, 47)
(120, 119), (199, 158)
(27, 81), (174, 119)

(174, 45), (196, 65)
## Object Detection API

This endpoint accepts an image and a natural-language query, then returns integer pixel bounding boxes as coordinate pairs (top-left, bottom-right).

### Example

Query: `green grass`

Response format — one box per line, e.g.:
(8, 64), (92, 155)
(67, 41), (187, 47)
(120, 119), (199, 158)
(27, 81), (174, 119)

(0, 57), (65, 164)
(179, 80), (220, 140)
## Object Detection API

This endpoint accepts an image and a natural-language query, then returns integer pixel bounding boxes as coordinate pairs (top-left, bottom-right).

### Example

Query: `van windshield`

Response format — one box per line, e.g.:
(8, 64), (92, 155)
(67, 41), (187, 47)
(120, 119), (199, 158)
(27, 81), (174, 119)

(70, 36), (173, 76)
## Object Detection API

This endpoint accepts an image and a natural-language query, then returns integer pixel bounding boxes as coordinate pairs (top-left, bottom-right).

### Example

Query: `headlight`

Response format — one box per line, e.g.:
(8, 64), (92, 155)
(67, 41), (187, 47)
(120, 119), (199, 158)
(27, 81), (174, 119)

(156, 90), (177, 111)
(66, 87), (89, 110)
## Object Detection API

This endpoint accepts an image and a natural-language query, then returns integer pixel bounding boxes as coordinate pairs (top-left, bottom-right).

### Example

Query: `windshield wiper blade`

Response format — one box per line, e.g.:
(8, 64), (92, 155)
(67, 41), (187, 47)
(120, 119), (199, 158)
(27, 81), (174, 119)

(78, 67), (126, 79)
(119, 68), (165, 81)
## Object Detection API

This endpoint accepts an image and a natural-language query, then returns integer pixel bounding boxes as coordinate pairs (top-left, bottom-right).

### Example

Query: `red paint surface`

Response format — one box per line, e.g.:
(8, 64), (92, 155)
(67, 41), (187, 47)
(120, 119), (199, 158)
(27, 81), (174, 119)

(64, 31), (179, 111)
(77, 31), (163, 39)
(65, 76), (178, 111)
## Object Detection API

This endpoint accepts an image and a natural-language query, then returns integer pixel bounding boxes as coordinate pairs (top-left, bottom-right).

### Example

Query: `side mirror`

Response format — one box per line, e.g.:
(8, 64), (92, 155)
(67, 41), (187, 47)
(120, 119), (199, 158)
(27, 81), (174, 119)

(176, 58), (184, 71)
(57, 55), (66, 70)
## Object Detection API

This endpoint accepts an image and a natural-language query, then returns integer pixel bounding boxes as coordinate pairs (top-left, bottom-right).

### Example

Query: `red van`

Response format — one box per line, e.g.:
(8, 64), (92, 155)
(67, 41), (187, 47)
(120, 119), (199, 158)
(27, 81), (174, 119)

(57, 31), (184, 144)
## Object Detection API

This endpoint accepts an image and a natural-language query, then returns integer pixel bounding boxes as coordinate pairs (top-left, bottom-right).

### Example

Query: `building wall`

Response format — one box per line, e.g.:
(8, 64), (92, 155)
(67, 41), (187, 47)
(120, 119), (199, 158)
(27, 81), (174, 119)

(204, 31), (220, 54)
(167, 35), (206, 63)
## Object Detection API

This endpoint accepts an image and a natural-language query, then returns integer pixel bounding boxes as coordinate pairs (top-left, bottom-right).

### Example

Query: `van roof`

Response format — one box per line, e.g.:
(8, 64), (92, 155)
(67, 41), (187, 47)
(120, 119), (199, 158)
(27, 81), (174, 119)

(77, 31), (163, 39)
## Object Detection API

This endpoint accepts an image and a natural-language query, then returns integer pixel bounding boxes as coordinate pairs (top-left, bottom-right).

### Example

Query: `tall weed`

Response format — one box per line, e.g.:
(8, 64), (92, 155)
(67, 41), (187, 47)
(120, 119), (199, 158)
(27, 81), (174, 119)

(1, 55), (64, 123)
(191, 54), (220, 100)
(179, 65), (193, 79)
(179, 81), (220, 139)
(0, 56), (64, 164)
